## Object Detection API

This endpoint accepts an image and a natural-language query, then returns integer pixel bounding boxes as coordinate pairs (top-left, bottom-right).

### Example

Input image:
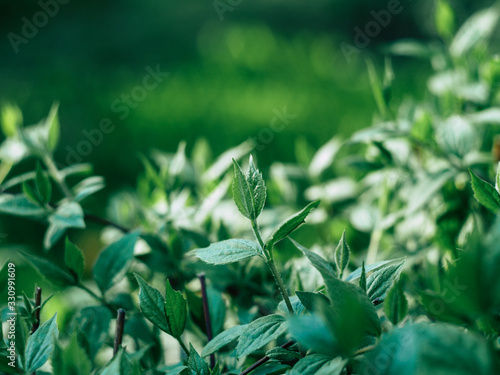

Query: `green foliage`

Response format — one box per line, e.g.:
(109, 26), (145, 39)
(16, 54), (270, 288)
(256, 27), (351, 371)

(470, 169), (500, 212)
(93, 232), (139, 292)
(2, 3), (500, 374)
(384, 281), (408, 325)
(25, 314), (59, 373)
(192, 239), (263, 265)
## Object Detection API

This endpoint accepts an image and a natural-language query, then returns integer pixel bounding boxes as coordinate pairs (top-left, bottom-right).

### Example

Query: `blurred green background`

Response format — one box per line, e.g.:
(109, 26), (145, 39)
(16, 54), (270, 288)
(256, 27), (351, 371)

(0, 0), (494, 245)
(2, 0), (489, 184)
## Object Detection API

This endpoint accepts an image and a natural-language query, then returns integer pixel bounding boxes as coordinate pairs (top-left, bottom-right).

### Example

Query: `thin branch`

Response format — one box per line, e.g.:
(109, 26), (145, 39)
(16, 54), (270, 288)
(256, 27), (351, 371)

(31, 286), (42, 333)
(198, 273), (215, 369)
(239, 340), (294, 375)
(114, 309), (126, 356)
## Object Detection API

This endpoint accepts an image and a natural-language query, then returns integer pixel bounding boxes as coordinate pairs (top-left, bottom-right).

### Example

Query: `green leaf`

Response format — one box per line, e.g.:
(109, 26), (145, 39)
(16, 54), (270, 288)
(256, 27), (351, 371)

(49, 202), (85, 230)
(0, 195), (46, 217)
(288, 354), (346, 375)
(35, 163), (51, 204)
(266, 347), (300, 362)
(164, 279), (187, 338)
(134, 274), (170, 334)
(0, 348), (20, 373)
(43, 221), (68, 250)
(292, 240), (381, 342)
(246, 155), (267, 219)
(290, 238), (337, 282)
(268, 201), (320, 247)
(52, 333), (92, 375)
(334, 230), (350, 279)
(187, 344), (210, 375)
(21, 252), (75, 286)
(384, 281), (408, 325)
(435, 0), (455, 40)
(210, 363), (222, 375)
(236, 314), (288, 357)
(208, 287), (226, 336)
(72, 176), (105, 202)
(75, 306), (112, 360)
(160, 364), (188, 375)
(359, 261), (367, 292)
(345, 258), (405, 282)
(99, 349), (139, 375)
(1, 103), (22, 137)
(46, 103), (60, 152)
(93, 232), (139, 292)
(359, 323), (498, 375)
(470, 169), (500, 213)
(193, 239), (262, 265)
(232, 158), (255, 220)
(450, 6), (499, 57)
(25, 313), (59, 373)
(288, 315), (336, 356)
(202, 324), (247, 357)
(366, 58), (388, 118)
(295, 291), (329, 313)
(23, 180), (41, 206)
(65, 238), (85, 280)
(366, 259), (405, 302)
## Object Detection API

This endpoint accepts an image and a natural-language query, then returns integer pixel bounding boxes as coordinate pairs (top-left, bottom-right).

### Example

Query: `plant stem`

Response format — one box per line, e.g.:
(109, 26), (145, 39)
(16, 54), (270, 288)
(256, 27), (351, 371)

(31, 286), (42, 334)
(42, 155), (72, 199)
(113, 309), (126, 356)
(250, 219), (294, 314)
(268, 258), (294, 314)
(198, 273), (216, 369)
(239, 340), (294, 375)
(251, 220), (266, 254)
(177, 337), (190, 357)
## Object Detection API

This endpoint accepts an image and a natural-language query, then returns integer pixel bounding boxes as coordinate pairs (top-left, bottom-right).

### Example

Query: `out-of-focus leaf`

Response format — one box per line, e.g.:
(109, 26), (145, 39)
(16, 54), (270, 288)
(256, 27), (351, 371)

(469, 169), (500, 213)
(93, 231), (139, 292)
(359, 323), (498, 375)
(450, 7), (499, 57)
(1, 103), (22, 137)
(0, 195), (46, 217)
(384, 281), (408, 325)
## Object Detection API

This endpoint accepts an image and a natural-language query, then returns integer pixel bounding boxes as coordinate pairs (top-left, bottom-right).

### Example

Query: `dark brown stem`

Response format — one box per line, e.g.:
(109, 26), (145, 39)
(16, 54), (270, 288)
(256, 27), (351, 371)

(239, 340), (294, 375)
(30, 286), (42, 375)
(84, 213), (130, 233)
(31, 287), (42, 334)
(198, 273), (215, 369)
(113, 309), (126, 356)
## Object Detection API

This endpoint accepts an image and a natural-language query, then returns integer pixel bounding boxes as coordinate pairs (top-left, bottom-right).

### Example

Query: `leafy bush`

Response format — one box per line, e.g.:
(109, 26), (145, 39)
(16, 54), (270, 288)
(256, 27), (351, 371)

(1, 2), (500, 374)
